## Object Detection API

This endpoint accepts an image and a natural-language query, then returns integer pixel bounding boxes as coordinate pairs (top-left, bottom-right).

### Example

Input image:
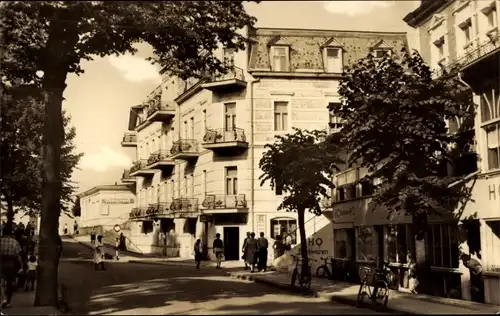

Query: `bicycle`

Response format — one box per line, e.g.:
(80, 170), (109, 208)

(316, 256), (335, 279)
(356, 262), (394, 311)
(290, 255), (316, 290)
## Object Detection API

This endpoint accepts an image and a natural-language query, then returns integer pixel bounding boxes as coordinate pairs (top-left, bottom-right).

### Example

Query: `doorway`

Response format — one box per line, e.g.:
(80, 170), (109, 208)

(223, 227), (240, 260)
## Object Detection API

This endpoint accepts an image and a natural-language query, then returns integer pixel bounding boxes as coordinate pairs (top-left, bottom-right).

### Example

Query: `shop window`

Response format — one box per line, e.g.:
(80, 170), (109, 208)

(334, 229), (353, 259)
(356, 226), (378, 262)
(426, 223), (460, 268)
(142, 221), (154, 235)
(386, 224), (415, 264)
(184, 218), (197, 235)
(485, 122), (500, 170)
(271, 218), (297, 244)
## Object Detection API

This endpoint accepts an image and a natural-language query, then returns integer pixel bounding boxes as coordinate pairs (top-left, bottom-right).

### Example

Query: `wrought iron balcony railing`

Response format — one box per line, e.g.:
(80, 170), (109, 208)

(146, 101), (176, 118)
(203, 128), (247, 143)
(122, 133), (137, 143)
(130, 159), (148, 174)
(129, 207), (147, 219)
(202, 194), (247, 209)
(170, 198), (199, 213)
(170, 139), (199, 156)
(147, 150), (172, 165)
(209, 66), (245, 82)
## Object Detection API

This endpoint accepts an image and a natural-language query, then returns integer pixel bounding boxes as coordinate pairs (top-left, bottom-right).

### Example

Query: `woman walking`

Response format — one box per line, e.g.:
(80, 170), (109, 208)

(213, 233), (224, 269)
(94, 235), (105, 271)
(194, 239), (203, 269)
(243, 232), (258, 273)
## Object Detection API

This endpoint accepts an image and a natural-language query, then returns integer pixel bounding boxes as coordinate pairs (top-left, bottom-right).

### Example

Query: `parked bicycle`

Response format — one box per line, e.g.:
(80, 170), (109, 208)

(356, 261), (394, 311)
(290, 254), (316, 290)
(316, 256), (335, 279)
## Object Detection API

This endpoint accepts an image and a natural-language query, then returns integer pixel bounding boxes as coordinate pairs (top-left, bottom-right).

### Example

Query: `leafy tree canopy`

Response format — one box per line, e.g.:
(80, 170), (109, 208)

(72, 196), (81, 217)
(333, 48), (475, 234)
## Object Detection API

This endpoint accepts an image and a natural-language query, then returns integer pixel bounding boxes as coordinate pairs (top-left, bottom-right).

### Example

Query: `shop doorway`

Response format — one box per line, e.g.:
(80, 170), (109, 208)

(223, 227), (240, 260)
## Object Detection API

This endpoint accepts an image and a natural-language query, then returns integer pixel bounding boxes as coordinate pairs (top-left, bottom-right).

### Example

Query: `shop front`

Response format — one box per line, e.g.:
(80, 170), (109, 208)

(331, 199), (358, 282)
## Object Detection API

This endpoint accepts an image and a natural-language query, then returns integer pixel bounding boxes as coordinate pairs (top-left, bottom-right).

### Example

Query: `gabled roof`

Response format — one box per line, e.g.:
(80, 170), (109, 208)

(267, 36), (291, 46)
(321, 37), (343, 48)
(371, 39), (392, 49)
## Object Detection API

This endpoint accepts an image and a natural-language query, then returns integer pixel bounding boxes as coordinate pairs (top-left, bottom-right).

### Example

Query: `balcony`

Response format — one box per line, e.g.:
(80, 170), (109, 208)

(129, 159), (156, 177)
(146, 150), (175, 171)
(202, 128), (248, 152)
(145, 202), (174, 218)
(201, 66), (246, 93)
(201, 194), (248, 213)
(129, 207), (147, 220)
(170, 139), (199, 161)
(121, 132), (137, 147)
(171, 198), (199, 218)
(146, 101), (176, 122)
(121, 169), (136, 183)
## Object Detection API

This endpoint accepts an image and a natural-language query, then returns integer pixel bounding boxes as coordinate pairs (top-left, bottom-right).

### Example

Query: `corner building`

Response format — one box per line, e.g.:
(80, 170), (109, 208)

(120, 26), (407, 264)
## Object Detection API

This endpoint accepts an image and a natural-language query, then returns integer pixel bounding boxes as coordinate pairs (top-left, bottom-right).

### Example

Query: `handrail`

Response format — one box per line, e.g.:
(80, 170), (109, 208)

(202, 194), (247, 209)
(130, 159), (148, 173)
(203, 127), (247, 143)
(170, 139), (199, 155)
(209, 66), (245, 82)
(147, 150), (172, 165)
(146, 101), (176, 117)
(171, 198), (199, 213)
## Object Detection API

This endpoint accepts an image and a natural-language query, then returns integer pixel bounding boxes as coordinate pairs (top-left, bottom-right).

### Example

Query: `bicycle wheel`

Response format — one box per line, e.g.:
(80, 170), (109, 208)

(357, 281), (369, 308)
(291, 268), (298, 288)
(316, 265), (327, 278)
(299, 268), (312, 289)
(372, 281), (389, 310)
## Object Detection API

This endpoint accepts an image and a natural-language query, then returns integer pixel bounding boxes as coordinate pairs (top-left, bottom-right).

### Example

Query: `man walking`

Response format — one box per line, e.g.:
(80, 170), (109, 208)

(257, 232), (269, 272)
(90, 230), (96, 245)
(1, 227), (24, 308)
(242, 232), (251, 270)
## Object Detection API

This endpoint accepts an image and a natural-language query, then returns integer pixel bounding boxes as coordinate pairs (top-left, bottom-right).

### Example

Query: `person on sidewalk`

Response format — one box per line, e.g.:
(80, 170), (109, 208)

(24, 255), (37, 291)
(115, 236), (120, 261)
(242, 232), (251, 270)
(94, 235), (105, 271)
(213, 233), (224, 269)
(90, 231), (96, 245)
(73, 221), (79, 235)
(257, 232), (269, 272)
(194, 239), (203, 269)
(63, 224), (68, 235)
(0, 227), (24, 309)
(244, 232), (258, 273)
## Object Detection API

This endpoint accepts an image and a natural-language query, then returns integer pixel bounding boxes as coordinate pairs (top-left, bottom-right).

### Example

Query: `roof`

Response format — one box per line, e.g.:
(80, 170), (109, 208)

(403, 0), (449, 28)
(77, 185), (135, 199)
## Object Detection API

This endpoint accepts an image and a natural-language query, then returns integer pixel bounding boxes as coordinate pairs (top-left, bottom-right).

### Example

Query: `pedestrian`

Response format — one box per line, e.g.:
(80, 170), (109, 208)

(119, 233), (127, 251)
(461, 253), (484, 303)
(63, 223), (68, 235)
(257, 232), (269, 272)
(242, 231), (251, 270)
(0, 226), (24, 309)
(194, 239), (203, 269)
(90, 230), (96, 245)
(24, 255), (37, 291)
(73, 221), (78, 235)
(115, 236), (120, 260)
(243, 232), (258, 273)
(94, 235), (105, 271)
(213, 233), (224, 269)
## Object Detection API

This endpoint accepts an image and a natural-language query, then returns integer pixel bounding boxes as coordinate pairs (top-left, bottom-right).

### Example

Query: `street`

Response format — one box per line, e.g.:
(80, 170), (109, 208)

(58, 238), (385, 315)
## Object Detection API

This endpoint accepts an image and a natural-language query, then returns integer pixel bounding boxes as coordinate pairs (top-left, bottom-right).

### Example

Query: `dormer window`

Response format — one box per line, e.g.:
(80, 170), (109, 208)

(373, 49), (392, 59)
(324, 48), (343, 73)
(271, 46), (289, 72)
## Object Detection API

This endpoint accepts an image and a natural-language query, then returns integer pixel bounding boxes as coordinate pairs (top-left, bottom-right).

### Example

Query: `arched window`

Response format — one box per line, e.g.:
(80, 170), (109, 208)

(270, 217), (297, 244)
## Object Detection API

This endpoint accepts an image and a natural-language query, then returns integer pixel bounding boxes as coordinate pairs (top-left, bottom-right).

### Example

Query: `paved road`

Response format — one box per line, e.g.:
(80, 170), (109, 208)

(59, 238), (385, 315)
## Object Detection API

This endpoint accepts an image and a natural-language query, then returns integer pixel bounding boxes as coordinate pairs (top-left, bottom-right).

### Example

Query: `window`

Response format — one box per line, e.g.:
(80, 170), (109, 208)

(484, 220), (500, 273)
(270, 218), (297, 244)
(190, 174), (194, 196)
(356, 226), (379, 261)
(271, 46), (288, 72)
(225, 103), (236, 130)
(334, 229), (353, 259)
(324, 48), (343, 73)
(190, 117), (194, 139)
(459, 19), (472, 47)
(336, 168), (358, 201)
(225, 167), (238, 195)
(486, 123), (500, 170)
(486, 6), (498, 29)
(328, 103), (344, 130)
(203, 170), (207, 195)
(433, 36), (446, 65)
(274, 101), (289, 131)
(385, 225), (415, 264)
(223, 48), (235, 66)
(142, 221), (154, 235)
(426, 223), (459, 268)
(184, 176), (188, 196)
(183, 121), (188, 139)
(171, 179), (175, 199)
(373, 49), (391, 59)
(202, 110), (207, 132)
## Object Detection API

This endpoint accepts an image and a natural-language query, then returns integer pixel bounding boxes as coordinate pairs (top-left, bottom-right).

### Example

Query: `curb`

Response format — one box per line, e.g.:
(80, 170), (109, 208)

(127, 260), (197, 268)
(225, 271), (415, 315)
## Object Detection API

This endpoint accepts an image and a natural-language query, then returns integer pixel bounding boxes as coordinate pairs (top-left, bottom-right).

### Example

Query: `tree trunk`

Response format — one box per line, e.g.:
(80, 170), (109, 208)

(34, 68), (67, 307)
(297, 208), (309, 277)
(6, 194), (14, 232)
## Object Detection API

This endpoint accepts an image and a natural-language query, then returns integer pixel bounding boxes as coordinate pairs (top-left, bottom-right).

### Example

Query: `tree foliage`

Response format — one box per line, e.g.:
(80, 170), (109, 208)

(0, 1), (256, 306)
(259, 128), (344, 272)
(71, 196), (81, 217)
(333, 48), (475, 235)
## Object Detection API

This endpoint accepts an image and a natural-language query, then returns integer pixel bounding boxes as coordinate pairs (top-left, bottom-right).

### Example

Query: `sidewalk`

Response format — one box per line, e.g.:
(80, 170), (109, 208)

(69, 235), (243, 269)
(2, 290), (59, 316)
(226, 270), (500, 315)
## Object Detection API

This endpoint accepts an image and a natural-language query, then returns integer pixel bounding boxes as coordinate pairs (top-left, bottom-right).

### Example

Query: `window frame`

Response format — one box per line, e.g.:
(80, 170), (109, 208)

(373, 48), (392, 59)
(225, 166), (238, 195)
(273, 101), (289, 132)
(270, 217), (297, 244)
(323, 47), (343, 73)
(270, 45), (290, 72)
(224, 102), (237, 131)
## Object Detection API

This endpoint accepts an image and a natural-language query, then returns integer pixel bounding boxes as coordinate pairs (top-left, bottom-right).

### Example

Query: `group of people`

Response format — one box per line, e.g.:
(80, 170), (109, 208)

(242, 232), (271, 272)
(91, 231), (127, 270)
(0, 223), (40, 309)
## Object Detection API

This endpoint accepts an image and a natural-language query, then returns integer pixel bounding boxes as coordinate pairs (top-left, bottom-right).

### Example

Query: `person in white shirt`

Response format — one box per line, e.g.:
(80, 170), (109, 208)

(24, 255), (37, 291)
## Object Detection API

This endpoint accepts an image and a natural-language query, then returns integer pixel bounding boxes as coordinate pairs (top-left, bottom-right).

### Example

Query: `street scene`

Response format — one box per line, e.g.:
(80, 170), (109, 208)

(1, 0), (500, 315)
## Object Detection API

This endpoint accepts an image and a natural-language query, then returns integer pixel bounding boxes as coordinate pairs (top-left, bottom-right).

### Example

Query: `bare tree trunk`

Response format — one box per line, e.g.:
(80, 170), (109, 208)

(297, 208), (309, 277)
(34, 69), (67, 307)
(6, 194), (14, 232)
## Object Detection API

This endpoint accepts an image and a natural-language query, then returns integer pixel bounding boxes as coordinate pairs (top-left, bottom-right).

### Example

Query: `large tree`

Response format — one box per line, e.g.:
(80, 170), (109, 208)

(333, 49), (475, 265)
(0, 84), (82, 227)
(259, 128), (344, 281)
(0, 1), (256, 306)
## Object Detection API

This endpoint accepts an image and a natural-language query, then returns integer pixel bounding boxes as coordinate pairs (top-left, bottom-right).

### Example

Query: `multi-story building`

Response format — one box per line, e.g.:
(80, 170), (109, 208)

(345, 0), (500, 304)
(120, 26), (407, 263)
(78, 184), (136, 234)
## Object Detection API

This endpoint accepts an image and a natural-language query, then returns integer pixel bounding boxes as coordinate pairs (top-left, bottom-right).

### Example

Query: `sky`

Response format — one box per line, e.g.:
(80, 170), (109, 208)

(67, 1), (420, 194)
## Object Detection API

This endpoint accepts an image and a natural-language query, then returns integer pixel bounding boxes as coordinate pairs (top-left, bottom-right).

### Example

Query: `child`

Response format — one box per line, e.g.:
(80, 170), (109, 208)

(25, 255), (37, 291)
